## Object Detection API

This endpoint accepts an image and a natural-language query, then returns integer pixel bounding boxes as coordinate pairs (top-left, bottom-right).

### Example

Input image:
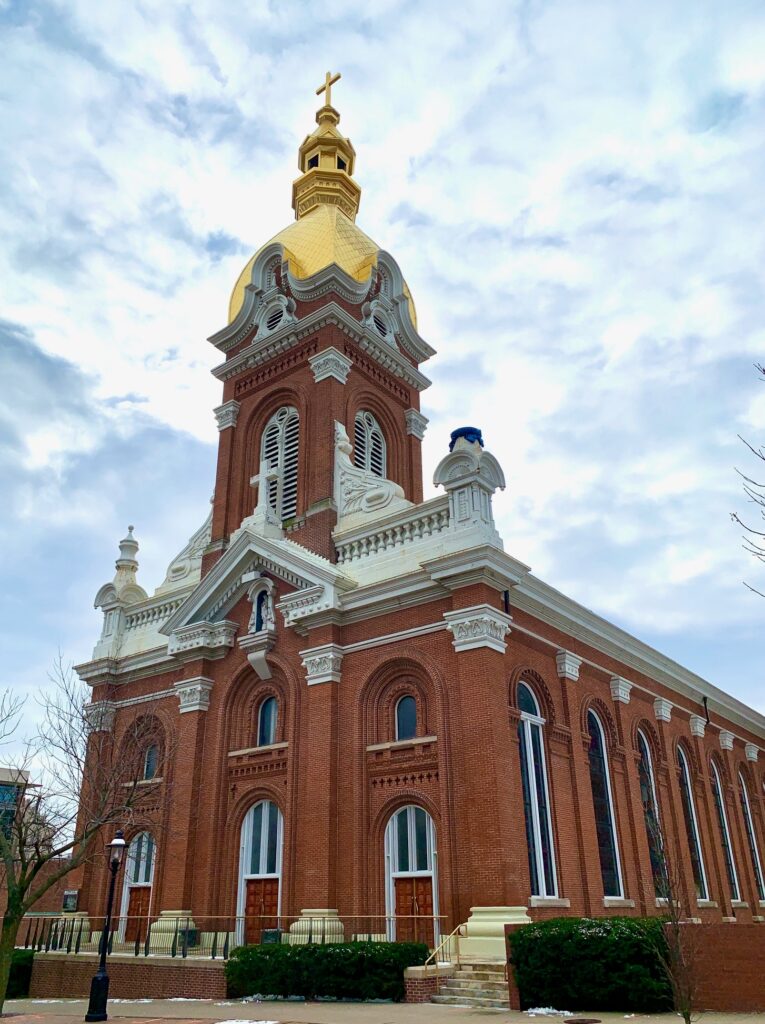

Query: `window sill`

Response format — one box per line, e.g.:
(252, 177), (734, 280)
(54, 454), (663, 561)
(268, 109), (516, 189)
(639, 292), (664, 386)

(731, 900), (749, 909)
(122, 777), (163, 787)
(655, 898), (669, 907)
(228, 741), (288, 757)
(366, 735), (437, 752)
(530, 896), (570, 908)
(697, 899), (718, 908)
(603, 897), (635, 908)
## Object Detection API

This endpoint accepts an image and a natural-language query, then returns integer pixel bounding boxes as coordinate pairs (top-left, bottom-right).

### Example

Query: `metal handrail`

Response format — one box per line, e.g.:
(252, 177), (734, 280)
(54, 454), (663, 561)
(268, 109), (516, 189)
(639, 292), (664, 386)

(422, 920), (463, 994)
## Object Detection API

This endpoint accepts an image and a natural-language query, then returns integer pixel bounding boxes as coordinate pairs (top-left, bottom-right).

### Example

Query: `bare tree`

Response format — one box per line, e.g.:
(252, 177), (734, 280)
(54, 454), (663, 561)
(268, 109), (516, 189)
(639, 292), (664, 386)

(0, 657), (171, 1013)
(731, 362), (765, 596)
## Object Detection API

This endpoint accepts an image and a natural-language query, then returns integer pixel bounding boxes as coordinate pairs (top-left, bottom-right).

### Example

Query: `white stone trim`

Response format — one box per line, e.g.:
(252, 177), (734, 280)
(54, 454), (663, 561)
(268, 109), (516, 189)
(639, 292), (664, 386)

(443, 604), (512, 653)
(603, 897), (635, 908)
(529, 896), (570, 908)
(228, 741), (288, 757)
(719, 730), (735, 751)
(746, 743), (759, 762)
(610, 676), (632, 704)
(167, 620), (237, 661)
(555, 650), (581, 682)
(309, 346), (352, 384)
(300, 643), (343, 685)
(174, 676), (213, 714)
(690, 714), (706, 738)
(404, 408), (428, 440)
(84, 701), (116, 733)
(366, 735), (437, 752)
(343, 621), (447, 653)
(213, 400), (240, 430)
(654, 698), (673, 723)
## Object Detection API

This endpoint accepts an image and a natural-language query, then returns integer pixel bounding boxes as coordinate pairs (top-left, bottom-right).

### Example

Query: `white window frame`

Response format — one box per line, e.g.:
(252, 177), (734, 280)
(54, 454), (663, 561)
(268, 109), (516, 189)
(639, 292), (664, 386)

(260, 406), (299, 521)
(587, 710), (624, 899)
(711, 760), (740, 901)
(384, 805), (439, 945)
(236, 800), (284, 942)
(518, 683), (558, 898)
(739, 771), (765, 901)
(677, 746), (709, 901)
(353, 411), (387, 478)
(119, 832), (155, 939)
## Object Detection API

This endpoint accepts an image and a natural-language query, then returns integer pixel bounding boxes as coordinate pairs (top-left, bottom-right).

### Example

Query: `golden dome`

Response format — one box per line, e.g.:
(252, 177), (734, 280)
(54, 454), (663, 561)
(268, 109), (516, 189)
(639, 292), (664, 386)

(227, 74), (417, 328)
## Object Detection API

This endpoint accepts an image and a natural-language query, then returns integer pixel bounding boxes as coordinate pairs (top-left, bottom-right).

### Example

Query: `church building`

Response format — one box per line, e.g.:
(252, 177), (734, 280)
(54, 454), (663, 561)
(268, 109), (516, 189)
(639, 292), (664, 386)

(76, 75), (765, 961)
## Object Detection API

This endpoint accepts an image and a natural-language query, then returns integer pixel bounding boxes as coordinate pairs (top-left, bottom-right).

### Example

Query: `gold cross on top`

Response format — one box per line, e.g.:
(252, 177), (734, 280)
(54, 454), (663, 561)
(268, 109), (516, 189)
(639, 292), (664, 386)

(316, 70), (341, 108)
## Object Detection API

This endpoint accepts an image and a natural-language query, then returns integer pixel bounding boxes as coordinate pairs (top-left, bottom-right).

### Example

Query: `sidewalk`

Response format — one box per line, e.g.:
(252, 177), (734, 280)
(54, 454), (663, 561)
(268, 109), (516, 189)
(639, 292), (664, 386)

(5, 999), (765, 1024)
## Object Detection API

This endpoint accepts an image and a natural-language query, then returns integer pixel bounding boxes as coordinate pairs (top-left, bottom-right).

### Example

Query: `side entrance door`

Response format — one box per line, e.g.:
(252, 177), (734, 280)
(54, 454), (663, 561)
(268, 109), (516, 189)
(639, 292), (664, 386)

(124, 886), (151, 943)
(394, 876), (434, 946)
(245, 878), (280, 944)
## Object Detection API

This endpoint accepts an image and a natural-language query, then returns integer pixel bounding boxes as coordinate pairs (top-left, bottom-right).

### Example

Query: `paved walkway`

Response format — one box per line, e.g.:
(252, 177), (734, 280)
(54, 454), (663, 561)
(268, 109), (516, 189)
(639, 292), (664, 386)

(5, 999), (765, 1024)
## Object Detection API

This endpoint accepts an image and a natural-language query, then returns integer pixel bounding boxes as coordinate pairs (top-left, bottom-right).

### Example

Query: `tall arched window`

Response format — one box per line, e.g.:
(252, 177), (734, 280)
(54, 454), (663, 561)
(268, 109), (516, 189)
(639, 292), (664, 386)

(238, 800), (284, 944)
(395, 695), (417, 741)
(384, 805), (439, 946)
(739, 772), (765, 901)
(677, 746), (708, 900)
(257, 697), (277, 747)
(587, 710), (623, 898)
(143, 744), (159, 781)
(261, 406), (300, 521)
(637, 729), (666, 896)
(517, 682), (557, 897)
(354, 411), (386, 477)
(710, 761), (740, 901)
(121, 832), (155, 943)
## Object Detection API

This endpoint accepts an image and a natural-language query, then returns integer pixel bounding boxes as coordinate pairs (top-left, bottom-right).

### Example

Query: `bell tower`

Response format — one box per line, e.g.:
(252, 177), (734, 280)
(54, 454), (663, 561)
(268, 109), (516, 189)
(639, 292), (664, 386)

(204, 74), (435, 570)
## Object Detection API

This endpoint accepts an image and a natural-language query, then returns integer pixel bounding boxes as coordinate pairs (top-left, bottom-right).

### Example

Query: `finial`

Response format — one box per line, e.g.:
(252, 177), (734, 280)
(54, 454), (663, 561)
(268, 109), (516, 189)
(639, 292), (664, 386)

(117, 525), (139, 568)
(449, 427), (484, 452)
(316, 71), (341, 112)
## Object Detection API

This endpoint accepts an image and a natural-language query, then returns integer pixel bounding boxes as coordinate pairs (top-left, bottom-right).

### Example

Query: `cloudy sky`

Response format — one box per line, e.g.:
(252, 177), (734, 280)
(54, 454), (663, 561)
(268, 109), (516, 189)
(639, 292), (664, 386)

(2, 0), (764, 724)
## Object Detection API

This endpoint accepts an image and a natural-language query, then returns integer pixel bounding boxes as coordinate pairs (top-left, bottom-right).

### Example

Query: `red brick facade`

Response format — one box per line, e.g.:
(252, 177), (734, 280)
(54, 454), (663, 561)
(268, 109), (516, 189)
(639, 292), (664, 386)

(30, 954), (226, 1000)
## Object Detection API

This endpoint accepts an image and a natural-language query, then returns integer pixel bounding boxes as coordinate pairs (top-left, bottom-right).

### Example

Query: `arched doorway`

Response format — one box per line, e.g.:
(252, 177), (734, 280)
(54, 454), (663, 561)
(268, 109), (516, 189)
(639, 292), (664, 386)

(237, 800), (283, 944)
(121, 832), (155, 944)
(384, 805), (439, 947)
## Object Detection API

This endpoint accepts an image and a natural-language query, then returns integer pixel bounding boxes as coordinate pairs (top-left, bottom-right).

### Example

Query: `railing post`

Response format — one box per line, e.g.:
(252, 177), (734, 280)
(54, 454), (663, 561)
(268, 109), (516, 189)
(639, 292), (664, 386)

(210, 931), (218, 960)
(171, 917), (179, 958)
(144, 922), (152, 957)
(223, 930), (230, 960)
(181, 917), (189, 958)
(108, 924), (115, 955)
(75, 918), (83, 954)
(66, 920), (73, 954)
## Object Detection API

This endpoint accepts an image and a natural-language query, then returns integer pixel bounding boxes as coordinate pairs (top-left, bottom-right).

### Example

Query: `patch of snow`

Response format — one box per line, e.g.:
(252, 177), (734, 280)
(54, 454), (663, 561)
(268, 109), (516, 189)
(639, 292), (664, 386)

(216, 1019), (278, 1024)
(32, 1000), (67, 1004)
(110, 999), (154, 1004)
(526, 1009), (573, 1017)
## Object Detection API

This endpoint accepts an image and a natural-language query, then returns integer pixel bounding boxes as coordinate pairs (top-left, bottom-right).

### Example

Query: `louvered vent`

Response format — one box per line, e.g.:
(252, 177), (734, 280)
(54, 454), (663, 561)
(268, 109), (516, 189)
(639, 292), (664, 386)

(373, 313), (387, 337)
(281, 414), (299, 519)
(260, 406), (300, 521)
(354, 416), (367, 471)
(354, 411), (386, 478)
(265, 307), (284, 331)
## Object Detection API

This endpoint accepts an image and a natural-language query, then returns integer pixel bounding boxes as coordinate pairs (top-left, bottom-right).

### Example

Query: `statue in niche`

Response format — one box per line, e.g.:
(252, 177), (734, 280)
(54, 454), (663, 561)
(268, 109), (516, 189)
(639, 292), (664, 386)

(248, 585), (275, 634)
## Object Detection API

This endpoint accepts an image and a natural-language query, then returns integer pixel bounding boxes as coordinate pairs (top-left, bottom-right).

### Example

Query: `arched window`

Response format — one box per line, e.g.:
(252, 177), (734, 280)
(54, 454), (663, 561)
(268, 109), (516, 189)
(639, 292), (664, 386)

(677, 746), (708, 900)
(517, 682), (557, 897)
(354, 411), (386, 477)
(739, 772), (765, 901)
(126, 832), (155, 886)
(710, 761), (740, 901)
(238, 800), (284, 945)
(143, 744), (158, 781)
(587, 710), (623, 898)
(384, 805), (439, 945)
(395, 695), (417, 741)
(261, 406), (300, 521)
(637, 729), (666, 896)
(257, 697), (277, 747)
(121, 832), (155, 943)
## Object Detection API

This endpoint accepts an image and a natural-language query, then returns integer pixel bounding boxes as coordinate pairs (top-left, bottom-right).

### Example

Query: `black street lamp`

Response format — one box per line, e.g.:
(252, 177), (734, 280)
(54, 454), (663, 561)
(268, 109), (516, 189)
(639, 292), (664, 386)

(85, 830), (126, 1022)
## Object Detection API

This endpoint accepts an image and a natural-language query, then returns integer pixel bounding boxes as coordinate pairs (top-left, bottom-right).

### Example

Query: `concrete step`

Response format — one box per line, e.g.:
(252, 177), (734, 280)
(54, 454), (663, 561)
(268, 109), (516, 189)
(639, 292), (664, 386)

(453, 969), (507, 981)
(443, 980), (508, 994)
(431, 993), (508, 1009)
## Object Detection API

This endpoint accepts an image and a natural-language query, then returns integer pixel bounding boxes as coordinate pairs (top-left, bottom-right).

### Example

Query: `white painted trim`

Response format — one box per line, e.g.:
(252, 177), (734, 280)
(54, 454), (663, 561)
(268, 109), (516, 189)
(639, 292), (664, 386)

(343, 621), (447, 653)
(308, 346), (352, 384)
(236, 800), (284, 944)
(519, 684), (558, 899)
(696, 899), (719, 908)
(719, 730), (735, 751)
(443, 604), (512, 653)
(654, 698), (673, 723)
(555, 650), (581, 682)
(529, 896), (570, 908)
(228, 741), (289, 758)
(384, 805), (439, 945)
(690, 714), (706, 738)
(677, 745), (709, 901)
(367, 735), (437, 753)
(603, 897), (635, 908)
(299, 643), (343, 685)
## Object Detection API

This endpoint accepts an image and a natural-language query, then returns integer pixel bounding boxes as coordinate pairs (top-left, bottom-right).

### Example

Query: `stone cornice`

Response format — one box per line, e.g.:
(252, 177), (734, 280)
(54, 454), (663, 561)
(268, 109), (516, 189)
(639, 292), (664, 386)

(75, 648), (178, 687)
(211, 302), (431, 392)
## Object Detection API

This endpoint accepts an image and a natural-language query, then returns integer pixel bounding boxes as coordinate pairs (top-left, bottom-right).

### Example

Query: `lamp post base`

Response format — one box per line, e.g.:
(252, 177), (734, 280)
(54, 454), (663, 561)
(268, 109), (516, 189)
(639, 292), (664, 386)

(84, 971), (110, 1021)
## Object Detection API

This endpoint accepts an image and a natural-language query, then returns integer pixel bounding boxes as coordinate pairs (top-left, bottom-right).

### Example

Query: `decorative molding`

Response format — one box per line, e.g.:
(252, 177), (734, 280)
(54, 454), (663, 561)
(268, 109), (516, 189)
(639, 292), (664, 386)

(300, 643), (343, 685)
(167, 620), (237, 662)
(556, 650), (582, 682)
(433, 437), (505, 548)
(239, 630), (275, 681)
(308, 346), (352, 384)
(174, 677), (213, 714)
(610, 676), (632, 704)
(719, 730), (735, 751)
(404, 408), (428, 440)
(443, 604), (512, 654)
(343, 621), (447, 654)
(84, 701), (116, 733)
(654, 698), (673, 723)
(745, 742), (759, 762)
(334, 421), (409, 521)
(689, 714), (706, 738)
(213, 400), (240, 431)
(334, 496), (449, 565)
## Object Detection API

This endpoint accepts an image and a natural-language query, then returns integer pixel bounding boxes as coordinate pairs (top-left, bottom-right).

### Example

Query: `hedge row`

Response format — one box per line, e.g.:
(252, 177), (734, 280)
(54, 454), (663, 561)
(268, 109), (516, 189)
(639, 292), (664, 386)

(8, 949), (34, 999)
(509, 917), (672, 1012)
(225, 941), (429, 1001)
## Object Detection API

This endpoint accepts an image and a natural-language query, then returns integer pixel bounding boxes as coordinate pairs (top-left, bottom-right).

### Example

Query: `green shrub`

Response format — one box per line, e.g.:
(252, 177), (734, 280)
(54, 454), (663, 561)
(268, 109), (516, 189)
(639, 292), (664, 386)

(226, 941), (428, 1001)
(8, 949), (34, 999)
(508, 917), (672, 1013)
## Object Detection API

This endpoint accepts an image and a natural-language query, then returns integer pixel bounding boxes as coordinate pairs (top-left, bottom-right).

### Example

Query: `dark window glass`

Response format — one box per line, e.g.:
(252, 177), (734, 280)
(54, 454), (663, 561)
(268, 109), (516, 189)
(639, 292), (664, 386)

(250, 802), (263, 874)
(132, 834), (144, 884)
(255, 591), (267, 632)
(396, 696), (417, 741)
(530, 723), (555, 895)
(518, 682), (538, 716)
(396, 809), (409, 871)
(308, 154), (318, 168)
(143, 744), (158, 780)
(739, 774), (765, 901)
(518, 720), (540, 895)
(711, 763), (739, 900)
(414, 807), (428, 871)
(258, 697), (277, 747)
(0, 784), (18, 839)
(587, 712), (621, 897)
(677, 748), (707, 899)
(266, 801), (279, 875)
(637, 732), (667, 897)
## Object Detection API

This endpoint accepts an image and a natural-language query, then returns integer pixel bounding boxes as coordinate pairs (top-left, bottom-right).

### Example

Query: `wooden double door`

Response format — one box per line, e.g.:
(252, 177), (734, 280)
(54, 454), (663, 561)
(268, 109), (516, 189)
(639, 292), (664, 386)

(394, 876), (434, 946)
(124, 885), (151, 943)
(244, 878), (280, 944)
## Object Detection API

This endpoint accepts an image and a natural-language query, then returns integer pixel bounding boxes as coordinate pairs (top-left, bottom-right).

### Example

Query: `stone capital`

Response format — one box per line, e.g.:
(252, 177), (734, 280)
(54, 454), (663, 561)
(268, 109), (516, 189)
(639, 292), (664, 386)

(443, 604), (512, 654)
(309, 346), (352, 384)
(689, 714), (706, 738)
(84, 701), (116, 733)
(555, 650), (582, 682)
(654, 698), (672, 723)
(404, 408), (428, 440)
(300, 643), (343, 685)
(745, 743), (759, 762)
(610, 676), (632, 705)
(719, 730), (735, 751)
(174, 677), (213, 714)
(213, 400), (240, 431)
